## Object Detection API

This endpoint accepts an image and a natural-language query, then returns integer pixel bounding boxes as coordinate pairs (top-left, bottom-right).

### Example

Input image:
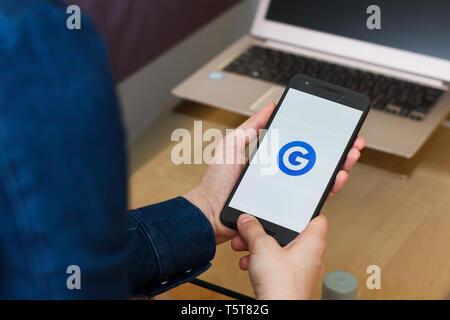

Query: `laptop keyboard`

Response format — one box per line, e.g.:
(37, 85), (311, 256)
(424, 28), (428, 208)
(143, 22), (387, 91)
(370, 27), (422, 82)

(223, 46), (444, 121)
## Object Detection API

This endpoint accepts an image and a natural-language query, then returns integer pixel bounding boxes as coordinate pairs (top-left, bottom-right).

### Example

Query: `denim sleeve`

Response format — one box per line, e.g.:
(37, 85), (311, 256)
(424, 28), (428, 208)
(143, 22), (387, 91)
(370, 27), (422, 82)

(128, 197), (216, 296)
(0, 0), (216, 298)
(0, 0), (131, 299)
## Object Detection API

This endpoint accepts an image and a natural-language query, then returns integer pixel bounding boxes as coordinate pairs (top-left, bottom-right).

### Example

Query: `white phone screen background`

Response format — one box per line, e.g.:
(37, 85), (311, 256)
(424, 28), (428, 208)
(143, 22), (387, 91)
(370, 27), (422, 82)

(229, 89), (363, 232)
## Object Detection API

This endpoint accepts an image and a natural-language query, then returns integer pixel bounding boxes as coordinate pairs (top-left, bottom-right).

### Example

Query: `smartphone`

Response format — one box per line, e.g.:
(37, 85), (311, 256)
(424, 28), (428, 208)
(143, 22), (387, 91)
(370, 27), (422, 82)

(220, 74), (370, 246)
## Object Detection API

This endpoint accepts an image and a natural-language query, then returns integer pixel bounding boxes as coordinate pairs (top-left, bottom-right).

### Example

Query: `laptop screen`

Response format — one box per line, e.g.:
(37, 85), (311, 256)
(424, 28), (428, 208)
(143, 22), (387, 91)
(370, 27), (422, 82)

(266, 0), (450, 61)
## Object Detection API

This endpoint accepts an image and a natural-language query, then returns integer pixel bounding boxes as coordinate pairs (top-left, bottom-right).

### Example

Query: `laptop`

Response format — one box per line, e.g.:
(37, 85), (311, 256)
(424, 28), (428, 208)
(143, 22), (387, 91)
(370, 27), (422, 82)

(173, 0), (450, 158)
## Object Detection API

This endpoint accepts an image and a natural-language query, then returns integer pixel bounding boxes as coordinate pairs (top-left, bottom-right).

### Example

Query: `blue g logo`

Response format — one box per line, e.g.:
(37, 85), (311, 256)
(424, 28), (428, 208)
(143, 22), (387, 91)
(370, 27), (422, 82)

(278, 141), (316, 176)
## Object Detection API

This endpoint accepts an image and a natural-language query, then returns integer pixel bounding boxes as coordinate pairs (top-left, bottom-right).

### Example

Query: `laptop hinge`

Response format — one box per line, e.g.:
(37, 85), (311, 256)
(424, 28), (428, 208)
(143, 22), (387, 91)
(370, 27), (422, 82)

(264, 40), (447, 90)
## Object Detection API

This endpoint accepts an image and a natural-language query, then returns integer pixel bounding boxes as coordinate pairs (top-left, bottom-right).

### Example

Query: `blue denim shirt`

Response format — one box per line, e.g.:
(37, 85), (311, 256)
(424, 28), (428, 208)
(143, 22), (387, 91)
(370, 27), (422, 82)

(0, 0), (215, 299)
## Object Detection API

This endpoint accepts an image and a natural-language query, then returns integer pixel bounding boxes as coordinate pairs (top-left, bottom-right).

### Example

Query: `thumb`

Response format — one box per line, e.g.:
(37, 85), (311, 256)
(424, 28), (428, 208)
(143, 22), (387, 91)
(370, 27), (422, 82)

(217, 102), (276, 164)
(301, 215), (328, 241)
(237, 102), (276, 132)
(237, 214), (275, 252)
(288, 215), (328, 253)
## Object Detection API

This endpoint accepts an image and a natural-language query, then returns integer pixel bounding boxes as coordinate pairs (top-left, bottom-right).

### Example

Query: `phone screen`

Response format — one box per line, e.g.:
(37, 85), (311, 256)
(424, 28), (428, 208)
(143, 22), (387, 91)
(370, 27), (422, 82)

(228, 88), (363, 233)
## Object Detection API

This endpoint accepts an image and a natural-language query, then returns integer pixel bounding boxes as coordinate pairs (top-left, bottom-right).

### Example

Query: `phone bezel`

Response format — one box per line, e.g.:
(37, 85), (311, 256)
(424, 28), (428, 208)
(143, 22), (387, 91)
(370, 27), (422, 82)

(219, 74), (371, 246)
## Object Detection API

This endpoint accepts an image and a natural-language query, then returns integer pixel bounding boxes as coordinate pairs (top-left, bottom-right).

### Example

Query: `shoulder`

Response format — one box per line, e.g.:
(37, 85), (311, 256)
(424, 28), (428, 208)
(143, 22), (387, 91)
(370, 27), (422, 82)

(0, 0), (106, 68)
(0, 0), (121, 147)
(0, 1), (64, 58)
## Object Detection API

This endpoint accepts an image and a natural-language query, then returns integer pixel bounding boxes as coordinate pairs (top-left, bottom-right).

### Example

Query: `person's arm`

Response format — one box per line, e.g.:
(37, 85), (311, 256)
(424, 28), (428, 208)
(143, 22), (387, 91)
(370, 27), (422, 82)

(0, 1), (216, 299)
(0, 1), (133, 298)
(127, 197), (215, 296)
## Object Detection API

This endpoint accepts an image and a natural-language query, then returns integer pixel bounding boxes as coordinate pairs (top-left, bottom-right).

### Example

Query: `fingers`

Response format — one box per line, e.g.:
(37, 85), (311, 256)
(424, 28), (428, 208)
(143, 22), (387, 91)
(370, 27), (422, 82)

(231, 235), (249, 252)
(342, 147), (361, 172)
(342, 136), (365, 172)
(237, 102), (276, 132)
(328, 137), (364, 198)
(328, 136), (365, 198)
(239, 255), (250, 271)
(328, 170), (348, 198)
(353, 136), (366, 151)
(237, 214), (277, 252)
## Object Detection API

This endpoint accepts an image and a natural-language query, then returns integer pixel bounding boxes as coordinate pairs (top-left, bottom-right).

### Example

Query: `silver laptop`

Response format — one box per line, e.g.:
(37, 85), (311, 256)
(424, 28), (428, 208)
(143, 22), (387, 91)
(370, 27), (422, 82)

(173, 0), (450, 158)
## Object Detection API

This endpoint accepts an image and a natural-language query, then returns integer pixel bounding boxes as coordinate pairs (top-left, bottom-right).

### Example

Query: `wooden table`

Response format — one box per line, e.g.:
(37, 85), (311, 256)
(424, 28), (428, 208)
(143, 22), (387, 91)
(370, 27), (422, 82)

(129, 101), (450, 300)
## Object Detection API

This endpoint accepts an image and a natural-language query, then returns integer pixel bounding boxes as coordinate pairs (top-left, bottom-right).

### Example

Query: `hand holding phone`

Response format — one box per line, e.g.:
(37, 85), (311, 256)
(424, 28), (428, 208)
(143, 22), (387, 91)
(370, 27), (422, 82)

(220, 75), (370, 245)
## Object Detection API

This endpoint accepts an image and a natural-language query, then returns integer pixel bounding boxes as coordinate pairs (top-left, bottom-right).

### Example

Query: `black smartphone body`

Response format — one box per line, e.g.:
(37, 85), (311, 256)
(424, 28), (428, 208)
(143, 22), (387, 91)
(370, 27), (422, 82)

(220, 74), (371, 246)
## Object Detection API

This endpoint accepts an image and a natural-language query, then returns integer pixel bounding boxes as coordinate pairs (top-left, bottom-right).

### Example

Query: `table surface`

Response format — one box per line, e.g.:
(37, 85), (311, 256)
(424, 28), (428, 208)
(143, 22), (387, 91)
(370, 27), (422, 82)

(129, 101), (450, 300)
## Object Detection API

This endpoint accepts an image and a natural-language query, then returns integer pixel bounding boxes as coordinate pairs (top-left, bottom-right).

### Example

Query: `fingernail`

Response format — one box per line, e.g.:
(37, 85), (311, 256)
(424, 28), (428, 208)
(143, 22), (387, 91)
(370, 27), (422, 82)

(239, 214), (255, 224)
